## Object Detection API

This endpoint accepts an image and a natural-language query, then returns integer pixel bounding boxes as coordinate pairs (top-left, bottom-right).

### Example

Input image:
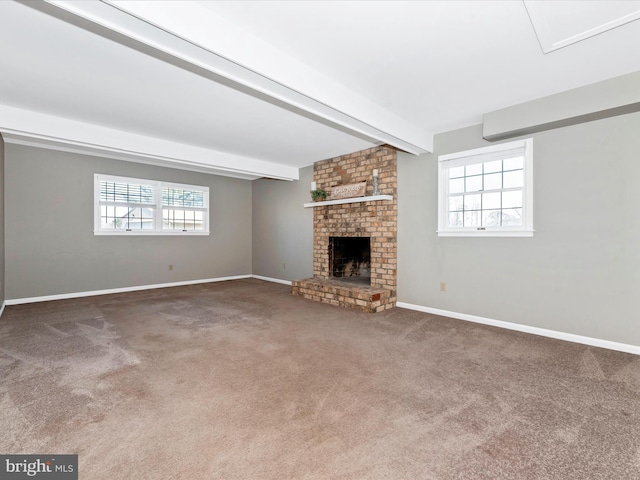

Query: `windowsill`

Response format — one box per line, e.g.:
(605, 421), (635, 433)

(94, 231), (210, 236)
(303, 194), (393, 208)
(437, 230), (534, 237)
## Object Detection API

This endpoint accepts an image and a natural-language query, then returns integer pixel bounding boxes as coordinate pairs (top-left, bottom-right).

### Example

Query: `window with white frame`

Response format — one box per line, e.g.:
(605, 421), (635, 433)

(94, 174), (209, 235)
(438, 138), (533, 237)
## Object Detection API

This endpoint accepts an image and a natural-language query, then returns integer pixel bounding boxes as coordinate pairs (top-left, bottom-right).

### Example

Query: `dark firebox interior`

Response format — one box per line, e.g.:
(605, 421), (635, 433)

(329, 236), (371, 285)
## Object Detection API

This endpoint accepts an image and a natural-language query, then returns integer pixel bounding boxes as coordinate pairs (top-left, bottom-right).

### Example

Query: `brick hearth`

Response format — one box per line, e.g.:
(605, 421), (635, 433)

(292, 146), (397, 313)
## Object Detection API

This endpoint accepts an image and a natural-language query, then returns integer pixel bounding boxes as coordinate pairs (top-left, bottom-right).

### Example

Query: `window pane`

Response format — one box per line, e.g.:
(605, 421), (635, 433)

(502, 208), (523, 226)
(466, 164), (482, 176)
(482, 209), (502, 227)
(463, 194), (481, 210)
(503, 156), (524, 171)
(482, 192), (501, 209)
(484, 160), (502, 173)
(465, 175), (482, 192)
(449, 166), (465, 179)
(483, 172), (502, 190)
(449, 178), (464, 194)
(503, 170), (523, 188)
(448, 212), (463, 227)
(502, 190), (522, 209)
(173, 210), (186, 230)
(162, 209), (204, 231)
(448, 195), (463, 212)
(101, 205), (156, 230)
(162, 188), (205, 208)
(114, 206), (132, 229)
(100, 205), (118, 229)
(125, 207), (154, 230)
(114, 206), (130, 218)
(464, 211), (480, 227)
(191, 212), (204, 230)
(164, 209), (179, 230)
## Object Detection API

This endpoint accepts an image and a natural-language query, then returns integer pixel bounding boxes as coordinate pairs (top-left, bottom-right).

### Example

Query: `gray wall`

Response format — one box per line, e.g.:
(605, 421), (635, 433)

(6, 113), (639, 347)
(252, 165), (313, 281)
(0, 135), (4, 307)
(398, 112), (640, 346)
(5, 145), (252, 300)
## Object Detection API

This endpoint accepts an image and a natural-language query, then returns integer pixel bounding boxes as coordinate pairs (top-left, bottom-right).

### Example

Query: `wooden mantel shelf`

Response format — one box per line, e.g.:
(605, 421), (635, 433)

(303, 195), (393, 208)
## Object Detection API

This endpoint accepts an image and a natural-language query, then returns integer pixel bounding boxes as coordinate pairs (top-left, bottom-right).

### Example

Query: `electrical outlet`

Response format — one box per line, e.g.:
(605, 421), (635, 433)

(168, 264), (173, 271)
(440, 281), (446, 292)
(282, 263), (286, 270)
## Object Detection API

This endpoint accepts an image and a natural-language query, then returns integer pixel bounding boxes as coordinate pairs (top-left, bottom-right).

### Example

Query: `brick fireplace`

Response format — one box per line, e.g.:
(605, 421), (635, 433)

(292, 145), (397, 312)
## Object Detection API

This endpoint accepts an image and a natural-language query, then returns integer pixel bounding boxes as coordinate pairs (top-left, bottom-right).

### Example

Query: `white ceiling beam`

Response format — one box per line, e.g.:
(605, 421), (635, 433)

(0, 105), (299, 180)
(45, 0), (433, 154)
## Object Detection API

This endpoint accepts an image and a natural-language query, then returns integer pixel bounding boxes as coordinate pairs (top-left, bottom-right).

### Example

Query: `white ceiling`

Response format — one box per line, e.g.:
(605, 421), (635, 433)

(1, 0), (639, 180)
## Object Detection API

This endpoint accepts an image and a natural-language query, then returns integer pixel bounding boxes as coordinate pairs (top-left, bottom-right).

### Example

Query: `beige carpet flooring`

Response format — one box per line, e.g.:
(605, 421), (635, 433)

(1, 278), (640, 479)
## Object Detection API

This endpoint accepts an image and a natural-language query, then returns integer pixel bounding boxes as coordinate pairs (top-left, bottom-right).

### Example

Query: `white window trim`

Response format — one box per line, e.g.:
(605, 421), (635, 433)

(437, 138), (534, 237)
(94, 174), (210, 235)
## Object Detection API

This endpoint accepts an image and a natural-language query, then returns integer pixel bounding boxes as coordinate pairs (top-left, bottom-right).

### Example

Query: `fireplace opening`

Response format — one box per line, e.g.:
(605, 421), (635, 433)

(329, 236), (371, 285)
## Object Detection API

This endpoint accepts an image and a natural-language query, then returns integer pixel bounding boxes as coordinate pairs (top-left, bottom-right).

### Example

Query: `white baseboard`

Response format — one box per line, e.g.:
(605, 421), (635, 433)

(251, 275), (292, 286)
(4, 275), (252, 305)
(396, 302), (640, 356)
(0, 301), (5, 319)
